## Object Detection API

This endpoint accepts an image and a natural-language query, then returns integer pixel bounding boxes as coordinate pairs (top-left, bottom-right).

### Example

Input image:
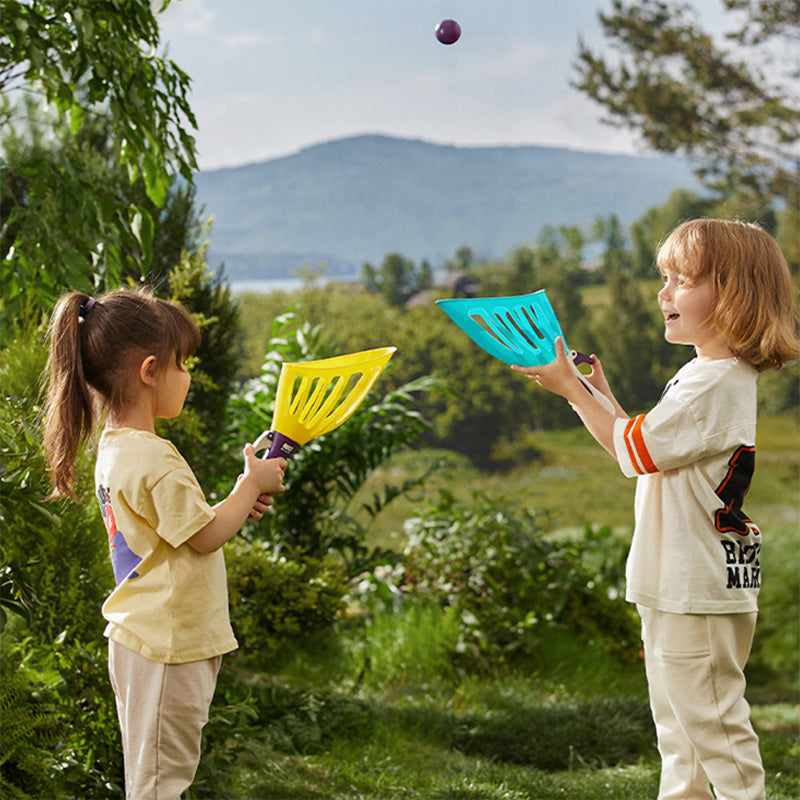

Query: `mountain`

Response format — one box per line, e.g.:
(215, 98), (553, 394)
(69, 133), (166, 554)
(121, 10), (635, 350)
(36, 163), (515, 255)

(194, 134), (698, 280)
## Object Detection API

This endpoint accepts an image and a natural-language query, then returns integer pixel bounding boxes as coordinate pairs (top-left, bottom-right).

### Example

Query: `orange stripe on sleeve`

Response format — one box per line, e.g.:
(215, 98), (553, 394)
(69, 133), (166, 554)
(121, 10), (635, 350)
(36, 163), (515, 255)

(630, 414), (658, 474)
(622, 417), (642, 473)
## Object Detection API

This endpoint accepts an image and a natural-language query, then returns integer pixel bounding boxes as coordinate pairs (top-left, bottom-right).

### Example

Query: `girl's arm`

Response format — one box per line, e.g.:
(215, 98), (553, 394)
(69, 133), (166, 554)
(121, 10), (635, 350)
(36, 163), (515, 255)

(511, 338), (627, 460)
(188, 444), (287, 554)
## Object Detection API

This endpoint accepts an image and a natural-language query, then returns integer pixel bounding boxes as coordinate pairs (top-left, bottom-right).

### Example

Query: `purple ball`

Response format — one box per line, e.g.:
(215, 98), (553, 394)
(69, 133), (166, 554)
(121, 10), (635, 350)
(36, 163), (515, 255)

(435, 19), (461, 45)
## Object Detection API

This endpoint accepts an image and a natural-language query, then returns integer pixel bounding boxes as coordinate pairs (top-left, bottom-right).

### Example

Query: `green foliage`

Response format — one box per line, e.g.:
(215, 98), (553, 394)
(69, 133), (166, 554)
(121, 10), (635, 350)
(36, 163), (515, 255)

(253, 681), (376, 755)
(1, 0), (196, 335)
(226, 541), (348, 657)
(362, 251), (432, 306)
(747, 521), (800, 695)
(757, 362), (800, 417)
(0, 642), (61, 799)
(224, 312), (438, 571)
(0, 324), (112, 641)
(402, 492), (640, 669)
(0, 330), (120, 796)
(44, 635), (124, 797)
(0, 634), (122, 798)
(574, 0), (799, 206)
(349, 601), (462, 688)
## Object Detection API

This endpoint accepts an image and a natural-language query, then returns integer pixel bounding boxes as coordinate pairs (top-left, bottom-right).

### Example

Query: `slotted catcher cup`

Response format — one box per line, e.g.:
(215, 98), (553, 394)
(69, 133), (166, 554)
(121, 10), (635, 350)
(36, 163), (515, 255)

(436, 289), (569, 367)
(253, 347), (397, 460)
(436, 290), (613, 411)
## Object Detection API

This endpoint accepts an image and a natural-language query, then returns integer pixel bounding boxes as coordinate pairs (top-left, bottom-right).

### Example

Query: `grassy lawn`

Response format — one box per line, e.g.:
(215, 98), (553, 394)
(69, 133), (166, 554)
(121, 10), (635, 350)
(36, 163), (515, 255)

(198, 641), (798, 799)
(354, 413), (799, 547)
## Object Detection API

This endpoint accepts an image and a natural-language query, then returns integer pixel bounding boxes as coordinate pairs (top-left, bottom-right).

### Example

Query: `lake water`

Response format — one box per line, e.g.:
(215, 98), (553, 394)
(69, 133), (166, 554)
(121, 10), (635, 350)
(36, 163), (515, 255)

(230, 275), (362, 295)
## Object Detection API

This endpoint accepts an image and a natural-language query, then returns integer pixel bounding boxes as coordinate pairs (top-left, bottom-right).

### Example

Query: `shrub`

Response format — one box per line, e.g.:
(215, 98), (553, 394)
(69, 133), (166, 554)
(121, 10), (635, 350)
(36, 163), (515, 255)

(226, 540), (348, 658)
(402, 492), (640, 669)
(252, 681), (375, 754)
(0, 641), (61, 799)
(0, 325), (112, 642)
(0, 634), (122, 798)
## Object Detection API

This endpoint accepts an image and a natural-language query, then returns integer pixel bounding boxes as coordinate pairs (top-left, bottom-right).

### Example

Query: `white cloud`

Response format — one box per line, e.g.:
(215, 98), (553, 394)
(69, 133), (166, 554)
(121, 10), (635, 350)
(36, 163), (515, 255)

(221, 32), (269, 48)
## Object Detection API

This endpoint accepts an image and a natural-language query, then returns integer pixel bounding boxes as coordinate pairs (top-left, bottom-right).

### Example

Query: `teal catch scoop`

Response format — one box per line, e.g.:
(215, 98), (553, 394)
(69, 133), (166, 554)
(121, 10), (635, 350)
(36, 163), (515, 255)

(436, 290), (614, 412)
(436, 290), (574, 367)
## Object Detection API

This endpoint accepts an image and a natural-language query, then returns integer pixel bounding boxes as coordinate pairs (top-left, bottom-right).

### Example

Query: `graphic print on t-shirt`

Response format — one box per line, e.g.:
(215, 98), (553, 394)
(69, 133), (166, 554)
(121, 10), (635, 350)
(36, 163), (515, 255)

(97, 485), (141, 584)
(715, 446), (761, 591)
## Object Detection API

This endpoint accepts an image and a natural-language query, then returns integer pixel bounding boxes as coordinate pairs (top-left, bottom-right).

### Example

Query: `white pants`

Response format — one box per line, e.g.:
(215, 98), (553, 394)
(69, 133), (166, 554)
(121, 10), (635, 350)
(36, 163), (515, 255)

(108, 640), (221, 800)
(638, 606), (765, 800)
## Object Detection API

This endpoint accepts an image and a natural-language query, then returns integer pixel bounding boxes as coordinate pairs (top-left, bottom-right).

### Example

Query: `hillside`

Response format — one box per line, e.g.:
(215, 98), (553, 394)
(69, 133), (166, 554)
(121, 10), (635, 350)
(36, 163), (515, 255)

(194, 134), (698, 279)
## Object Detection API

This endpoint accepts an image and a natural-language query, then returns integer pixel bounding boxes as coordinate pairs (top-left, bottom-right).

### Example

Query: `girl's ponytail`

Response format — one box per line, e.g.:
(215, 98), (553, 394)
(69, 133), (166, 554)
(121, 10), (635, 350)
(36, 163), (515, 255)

(44, 292), (97, 500)
(43, 287), (200, 500)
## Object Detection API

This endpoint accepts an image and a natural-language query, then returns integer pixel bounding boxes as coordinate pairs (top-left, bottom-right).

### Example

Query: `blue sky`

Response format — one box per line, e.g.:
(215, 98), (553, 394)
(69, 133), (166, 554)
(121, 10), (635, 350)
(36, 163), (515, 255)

(159, 0), (729, 171)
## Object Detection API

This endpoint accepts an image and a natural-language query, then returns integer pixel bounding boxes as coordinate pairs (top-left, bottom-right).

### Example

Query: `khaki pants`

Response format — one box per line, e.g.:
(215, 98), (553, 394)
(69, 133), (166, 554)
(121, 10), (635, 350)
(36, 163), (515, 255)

(638, 606), (765, 800)
(108, 640), (221, 800)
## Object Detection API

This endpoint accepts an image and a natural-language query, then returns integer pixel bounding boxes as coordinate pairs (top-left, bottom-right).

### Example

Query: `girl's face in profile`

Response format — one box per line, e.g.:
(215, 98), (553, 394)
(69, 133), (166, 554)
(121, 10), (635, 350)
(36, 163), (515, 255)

(153, 356), (192, 420)
(657, 265), (732, 361)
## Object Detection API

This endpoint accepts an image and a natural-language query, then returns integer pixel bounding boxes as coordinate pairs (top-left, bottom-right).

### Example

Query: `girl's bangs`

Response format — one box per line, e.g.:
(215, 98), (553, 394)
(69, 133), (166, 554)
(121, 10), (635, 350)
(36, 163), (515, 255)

(160, 302), (201, 363)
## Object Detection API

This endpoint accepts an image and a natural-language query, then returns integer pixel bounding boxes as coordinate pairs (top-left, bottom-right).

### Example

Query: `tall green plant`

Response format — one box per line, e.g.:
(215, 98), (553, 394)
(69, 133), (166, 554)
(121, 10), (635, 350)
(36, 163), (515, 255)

(0, 642), (62, 799)
(224, 312), (438, 574)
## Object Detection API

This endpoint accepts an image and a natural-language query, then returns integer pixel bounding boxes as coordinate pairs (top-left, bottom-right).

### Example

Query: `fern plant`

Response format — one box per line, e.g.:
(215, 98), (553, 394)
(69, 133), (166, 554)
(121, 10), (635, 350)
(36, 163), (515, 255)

(0, 643), (62, 799)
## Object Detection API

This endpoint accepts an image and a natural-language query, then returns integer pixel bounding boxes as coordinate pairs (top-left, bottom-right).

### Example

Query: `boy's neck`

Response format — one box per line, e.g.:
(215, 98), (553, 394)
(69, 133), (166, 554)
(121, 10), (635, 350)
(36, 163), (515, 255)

(694, 329), (734, 362)
(695, 341), (735, 362)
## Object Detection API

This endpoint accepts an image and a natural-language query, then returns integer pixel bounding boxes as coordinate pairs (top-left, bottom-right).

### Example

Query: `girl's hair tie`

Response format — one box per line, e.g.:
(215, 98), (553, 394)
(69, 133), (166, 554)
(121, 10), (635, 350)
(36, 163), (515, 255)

(79, 297), (96, 319)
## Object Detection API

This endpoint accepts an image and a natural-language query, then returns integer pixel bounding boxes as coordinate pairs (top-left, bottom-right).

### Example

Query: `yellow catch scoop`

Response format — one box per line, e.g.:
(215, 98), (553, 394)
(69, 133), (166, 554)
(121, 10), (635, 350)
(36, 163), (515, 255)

(252, 347), (397, 460)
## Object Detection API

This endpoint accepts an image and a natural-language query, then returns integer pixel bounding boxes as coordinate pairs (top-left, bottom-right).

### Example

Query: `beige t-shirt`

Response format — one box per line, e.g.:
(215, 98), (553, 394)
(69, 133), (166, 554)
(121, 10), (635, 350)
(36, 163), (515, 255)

(613, 358), (760, 615)
(96, 428), (238, 663)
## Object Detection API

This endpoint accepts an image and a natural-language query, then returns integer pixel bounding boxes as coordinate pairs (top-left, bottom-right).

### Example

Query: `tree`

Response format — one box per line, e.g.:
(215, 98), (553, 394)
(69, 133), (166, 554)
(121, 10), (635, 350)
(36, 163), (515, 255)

(535, 226), (587, 345)
(573, 0), (799, 205)
(0, 0), (196, 333)
(628, 188), (714, 276)
(362, 252), (428, 307)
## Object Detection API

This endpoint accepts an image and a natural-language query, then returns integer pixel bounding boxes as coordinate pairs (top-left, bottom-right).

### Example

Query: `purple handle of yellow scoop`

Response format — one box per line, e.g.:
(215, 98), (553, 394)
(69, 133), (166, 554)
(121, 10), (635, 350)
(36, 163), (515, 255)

(253, 430), (302, 460)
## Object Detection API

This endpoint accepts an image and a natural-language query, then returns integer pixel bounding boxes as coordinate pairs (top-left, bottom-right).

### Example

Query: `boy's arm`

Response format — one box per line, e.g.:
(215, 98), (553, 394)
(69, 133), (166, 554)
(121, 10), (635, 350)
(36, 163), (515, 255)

(511, 338), (627, 460)
(188, 444), (286, 554)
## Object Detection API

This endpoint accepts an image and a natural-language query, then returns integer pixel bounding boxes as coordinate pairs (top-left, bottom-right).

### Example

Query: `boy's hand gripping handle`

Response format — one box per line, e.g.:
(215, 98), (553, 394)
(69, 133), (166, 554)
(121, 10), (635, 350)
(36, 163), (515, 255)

(569, 351), (616, 414)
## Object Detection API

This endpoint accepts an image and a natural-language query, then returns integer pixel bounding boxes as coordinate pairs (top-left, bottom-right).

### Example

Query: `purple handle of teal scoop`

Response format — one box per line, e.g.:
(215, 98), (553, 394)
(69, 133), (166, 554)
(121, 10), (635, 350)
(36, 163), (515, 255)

(571, 350), (595, 366)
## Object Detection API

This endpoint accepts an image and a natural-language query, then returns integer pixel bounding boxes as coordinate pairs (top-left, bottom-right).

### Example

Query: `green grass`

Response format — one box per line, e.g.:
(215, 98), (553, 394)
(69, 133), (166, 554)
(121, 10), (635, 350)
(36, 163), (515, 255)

(353, 413), (798, 549)
(199, 651), (798, 800)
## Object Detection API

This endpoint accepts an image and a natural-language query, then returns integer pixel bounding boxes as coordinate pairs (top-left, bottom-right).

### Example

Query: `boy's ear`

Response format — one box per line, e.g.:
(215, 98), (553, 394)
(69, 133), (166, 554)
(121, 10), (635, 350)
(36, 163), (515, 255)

(139, 355), (158, 387)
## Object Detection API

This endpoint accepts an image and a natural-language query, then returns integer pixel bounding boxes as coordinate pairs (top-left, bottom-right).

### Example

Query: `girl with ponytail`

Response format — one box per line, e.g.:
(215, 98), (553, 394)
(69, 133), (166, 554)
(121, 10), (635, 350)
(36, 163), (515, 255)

(44, 288), (287, 799)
